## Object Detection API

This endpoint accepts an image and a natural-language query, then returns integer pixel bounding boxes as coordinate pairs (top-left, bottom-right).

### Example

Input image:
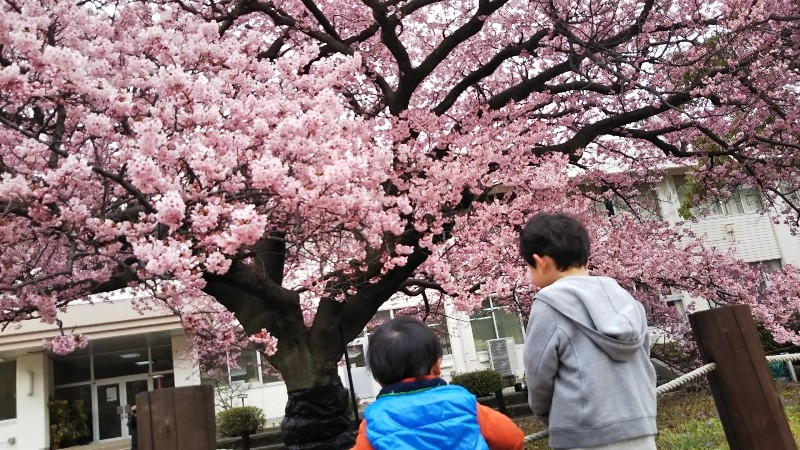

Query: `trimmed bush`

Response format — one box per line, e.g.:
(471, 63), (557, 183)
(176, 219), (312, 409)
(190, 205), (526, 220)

(49, 397), (90, 447)
(216, 406), (267, 438)
(450, 369), (503, 398)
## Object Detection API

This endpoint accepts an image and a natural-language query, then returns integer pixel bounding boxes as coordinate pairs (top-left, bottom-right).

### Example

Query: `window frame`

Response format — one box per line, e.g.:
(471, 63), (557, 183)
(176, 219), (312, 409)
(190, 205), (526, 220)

(673, 175), (763, 218)
(469, 298), (524, 352)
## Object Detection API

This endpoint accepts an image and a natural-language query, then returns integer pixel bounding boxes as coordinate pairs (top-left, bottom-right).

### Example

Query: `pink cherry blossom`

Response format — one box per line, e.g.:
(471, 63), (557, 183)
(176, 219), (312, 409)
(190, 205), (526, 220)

(2, 0), (800, 443)
(43, 334), (89, 356)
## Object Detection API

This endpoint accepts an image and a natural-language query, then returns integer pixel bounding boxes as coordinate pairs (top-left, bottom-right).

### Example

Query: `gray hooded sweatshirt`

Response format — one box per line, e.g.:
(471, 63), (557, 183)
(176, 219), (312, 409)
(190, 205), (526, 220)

(523, 276), (657, 449)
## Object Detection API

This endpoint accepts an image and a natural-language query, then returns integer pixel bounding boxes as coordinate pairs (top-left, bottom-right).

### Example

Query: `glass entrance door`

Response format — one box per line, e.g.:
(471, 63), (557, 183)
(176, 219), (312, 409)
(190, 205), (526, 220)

(96, 377), (151, 441)
(97, 382), (123, 440)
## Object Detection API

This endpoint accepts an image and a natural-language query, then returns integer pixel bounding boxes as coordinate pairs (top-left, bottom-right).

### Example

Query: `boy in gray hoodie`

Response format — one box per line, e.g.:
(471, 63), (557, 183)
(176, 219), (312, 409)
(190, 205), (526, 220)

(519, 212), (657, 450)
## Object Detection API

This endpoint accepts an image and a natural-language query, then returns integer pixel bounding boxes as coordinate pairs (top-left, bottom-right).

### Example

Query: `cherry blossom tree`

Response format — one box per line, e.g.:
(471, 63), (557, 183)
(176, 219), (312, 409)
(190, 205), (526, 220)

(3, 0), (800, 447)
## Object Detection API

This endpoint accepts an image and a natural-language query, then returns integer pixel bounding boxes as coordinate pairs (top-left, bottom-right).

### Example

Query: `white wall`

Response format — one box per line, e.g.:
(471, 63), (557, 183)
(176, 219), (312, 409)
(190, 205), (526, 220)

(655, 174), (800, 319)
(0, 354), (50, 450)
(239, 383), (289, 427)
(171, 335), (200, 387)
(17, 354), (49, 450)
(0, 419), (15, 449)
(771, 221), (800, 266)
(444, 306), (481, 375)
(684, 214), (782, 262)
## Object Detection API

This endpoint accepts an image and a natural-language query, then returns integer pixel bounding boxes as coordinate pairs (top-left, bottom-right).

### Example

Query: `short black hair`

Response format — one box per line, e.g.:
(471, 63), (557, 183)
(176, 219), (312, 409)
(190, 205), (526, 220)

(519, 212), (590, 270)
(367, 316), (443, 385)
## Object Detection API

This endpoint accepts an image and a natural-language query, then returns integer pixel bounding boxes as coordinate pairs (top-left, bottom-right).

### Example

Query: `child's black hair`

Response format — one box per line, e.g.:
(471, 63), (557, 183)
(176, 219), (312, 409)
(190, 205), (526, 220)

(519, 212), (590, 270)
(367, 316), (443, 386)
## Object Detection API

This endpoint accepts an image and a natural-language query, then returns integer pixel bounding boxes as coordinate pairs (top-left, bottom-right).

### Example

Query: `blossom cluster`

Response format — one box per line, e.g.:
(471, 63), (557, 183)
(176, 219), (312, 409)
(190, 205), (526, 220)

(2, 0), (800, 376)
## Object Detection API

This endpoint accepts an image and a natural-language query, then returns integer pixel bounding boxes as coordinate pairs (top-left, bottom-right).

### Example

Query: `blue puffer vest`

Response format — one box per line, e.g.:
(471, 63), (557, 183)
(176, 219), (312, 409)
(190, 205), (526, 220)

(364, 378), (490, 450)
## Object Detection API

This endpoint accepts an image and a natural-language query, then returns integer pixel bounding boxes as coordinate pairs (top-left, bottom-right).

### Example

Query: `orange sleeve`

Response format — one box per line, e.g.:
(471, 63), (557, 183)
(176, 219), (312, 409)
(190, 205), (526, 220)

(351, 418), (375, 450)
(476, 403), (525, 450)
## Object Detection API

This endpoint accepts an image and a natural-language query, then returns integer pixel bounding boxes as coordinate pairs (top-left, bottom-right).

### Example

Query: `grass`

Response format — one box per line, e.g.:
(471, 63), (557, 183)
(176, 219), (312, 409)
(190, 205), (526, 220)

(517, 383), (800, 449)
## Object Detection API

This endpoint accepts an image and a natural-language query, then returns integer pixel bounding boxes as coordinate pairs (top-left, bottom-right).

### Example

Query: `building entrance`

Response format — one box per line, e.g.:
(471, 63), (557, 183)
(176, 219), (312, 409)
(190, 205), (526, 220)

(96, 376), (149, 440)
(51, 332), (175, 444)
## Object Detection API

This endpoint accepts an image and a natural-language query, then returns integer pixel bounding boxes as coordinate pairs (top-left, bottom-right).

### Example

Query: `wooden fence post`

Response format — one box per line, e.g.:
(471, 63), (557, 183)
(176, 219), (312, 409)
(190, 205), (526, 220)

(689, 304), (796, 450)
(136, 385), (216, 450)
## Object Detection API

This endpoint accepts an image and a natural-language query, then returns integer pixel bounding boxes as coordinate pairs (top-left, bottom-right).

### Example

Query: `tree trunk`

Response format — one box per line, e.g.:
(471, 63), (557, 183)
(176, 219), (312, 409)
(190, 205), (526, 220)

(204, 234), (431, 449)
(280, 383), (356, 450)
(205, 277), (359, 449)
(269, 306), (358, 449)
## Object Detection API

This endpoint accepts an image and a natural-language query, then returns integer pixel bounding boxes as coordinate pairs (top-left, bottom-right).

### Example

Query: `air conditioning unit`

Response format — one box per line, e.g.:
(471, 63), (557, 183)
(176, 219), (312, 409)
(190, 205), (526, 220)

(486, 337), (518, 378)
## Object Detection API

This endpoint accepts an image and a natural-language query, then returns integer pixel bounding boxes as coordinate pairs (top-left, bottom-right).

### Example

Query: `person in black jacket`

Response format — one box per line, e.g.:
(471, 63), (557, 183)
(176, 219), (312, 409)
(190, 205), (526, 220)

(127, 405), (138, 450)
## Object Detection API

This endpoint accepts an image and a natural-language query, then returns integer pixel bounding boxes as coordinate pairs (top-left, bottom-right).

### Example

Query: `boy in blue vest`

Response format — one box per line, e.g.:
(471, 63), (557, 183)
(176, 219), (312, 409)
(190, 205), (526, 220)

(520, 212), (657, 449)
(352, 316), (524, 450)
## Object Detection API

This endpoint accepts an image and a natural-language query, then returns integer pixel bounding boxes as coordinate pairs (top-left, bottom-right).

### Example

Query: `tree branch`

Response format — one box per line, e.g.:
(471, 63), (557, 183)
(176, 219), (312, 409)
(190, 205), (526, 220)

(299, 0), (340, 40)
(402, 0), (510, 110)
(433, 29), (549, 114)
(91, 166), (157, 214)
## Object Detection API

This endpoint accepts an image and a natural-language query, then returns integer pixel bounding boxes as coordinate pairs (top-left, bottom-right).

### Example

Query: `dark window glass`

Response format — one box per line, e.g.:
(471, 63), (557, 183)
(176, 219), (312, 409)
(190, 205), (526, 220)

(0, 361), (15, 420)
(230, 350), (259, 384)
(151, 344), (174, 372)
(470, 298), (523, 351)
(53, 347), (91, 385)
(53, 384), (93, 443)
(93, 346), (150, 380)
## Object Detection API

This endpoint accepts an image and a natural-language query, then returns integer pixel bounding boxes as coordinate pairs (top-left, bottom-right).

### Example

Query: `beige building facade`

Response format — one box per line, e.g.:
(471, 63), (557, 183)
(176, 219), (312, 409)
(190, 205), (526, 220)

(0, 297), (198, 449)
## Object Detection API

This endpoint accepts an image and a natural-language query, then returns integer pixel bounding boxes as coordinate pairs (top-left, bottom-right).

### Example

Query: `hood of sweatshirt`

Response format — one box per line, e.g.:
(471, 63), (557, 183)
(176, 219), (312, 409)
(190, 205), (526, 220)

(535, 276), (648, 361)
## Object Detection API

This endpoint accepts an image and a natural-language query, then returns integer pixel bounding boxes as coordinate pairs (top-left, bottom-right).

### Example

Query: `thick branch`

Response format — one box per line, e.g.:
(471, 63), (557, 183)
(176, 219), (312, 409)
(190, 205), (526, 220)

(47, 103), (66, 169)
(201, 275), (317, 386)
(90, 257), (142, 294)
(534, 92), (692, 157)
(202, 278), (293, 335)
(299, 0), (340, 40)
(91, 167), (156, 214)
(433, 29), (549, 115)
(337, 235), (431, 341)
(489, 0), (655, 109)
(488, 55), (586, 109)
(400, 0), (510, 112)
(253, 232), (287, 285)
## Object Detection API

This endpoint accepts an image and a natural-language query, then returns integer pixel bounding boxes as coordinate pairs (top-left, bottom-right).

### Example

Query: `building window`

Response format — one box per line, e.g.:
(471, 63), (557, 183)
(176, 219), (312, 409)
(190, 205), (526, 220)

(261, 361), (282, 384)
(662, 293), (686, 317)
(345, 344), (366, 368)
(750, 259), (783, 293)
(470, 298), (524, 352)
(230, 350), (260, 385)
(674, 175), (762, 218)
(201, 349), (285, 386)
(0, 361), (15, 420)
(438, 326), (453, 356)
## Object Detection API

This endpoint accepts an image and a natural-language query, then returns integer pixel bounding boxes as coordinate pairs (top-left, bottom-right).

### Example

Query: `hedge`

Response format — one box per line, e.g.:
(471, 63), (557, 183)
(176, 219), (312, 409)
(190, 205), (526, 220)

(450, 369), (503, 398)
(216, 406), (267, 438)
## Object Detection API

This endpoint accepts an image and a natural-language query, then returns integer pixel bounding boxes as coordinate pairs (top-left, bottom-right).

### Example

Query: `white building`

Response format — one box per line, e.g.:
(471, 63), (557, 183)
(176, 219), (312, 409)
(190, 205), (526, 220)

(1, 171), (798, 448)
(653, 171), (800, 315)
(0, 298), (195, 449)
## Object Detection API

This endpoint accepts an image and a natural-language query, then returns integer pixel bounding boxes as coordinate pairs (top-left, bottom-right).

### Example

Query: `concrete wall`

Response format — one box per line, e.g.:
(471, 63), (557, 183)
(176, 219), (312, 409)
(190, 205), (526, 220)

(171, 335), (200, 387)
(240, 382), (289, 428)
(0, 354), (50, 450)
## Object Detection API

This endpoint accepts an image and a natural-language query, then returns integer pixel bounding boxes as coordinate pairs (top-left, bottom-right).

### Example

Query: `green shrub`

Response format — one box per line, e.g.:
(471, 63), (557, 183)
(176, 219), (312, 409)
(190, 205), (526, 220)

(450, 369), (503, 398)
(48, 397), (90, 446)
(216, 406), (266, 437)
